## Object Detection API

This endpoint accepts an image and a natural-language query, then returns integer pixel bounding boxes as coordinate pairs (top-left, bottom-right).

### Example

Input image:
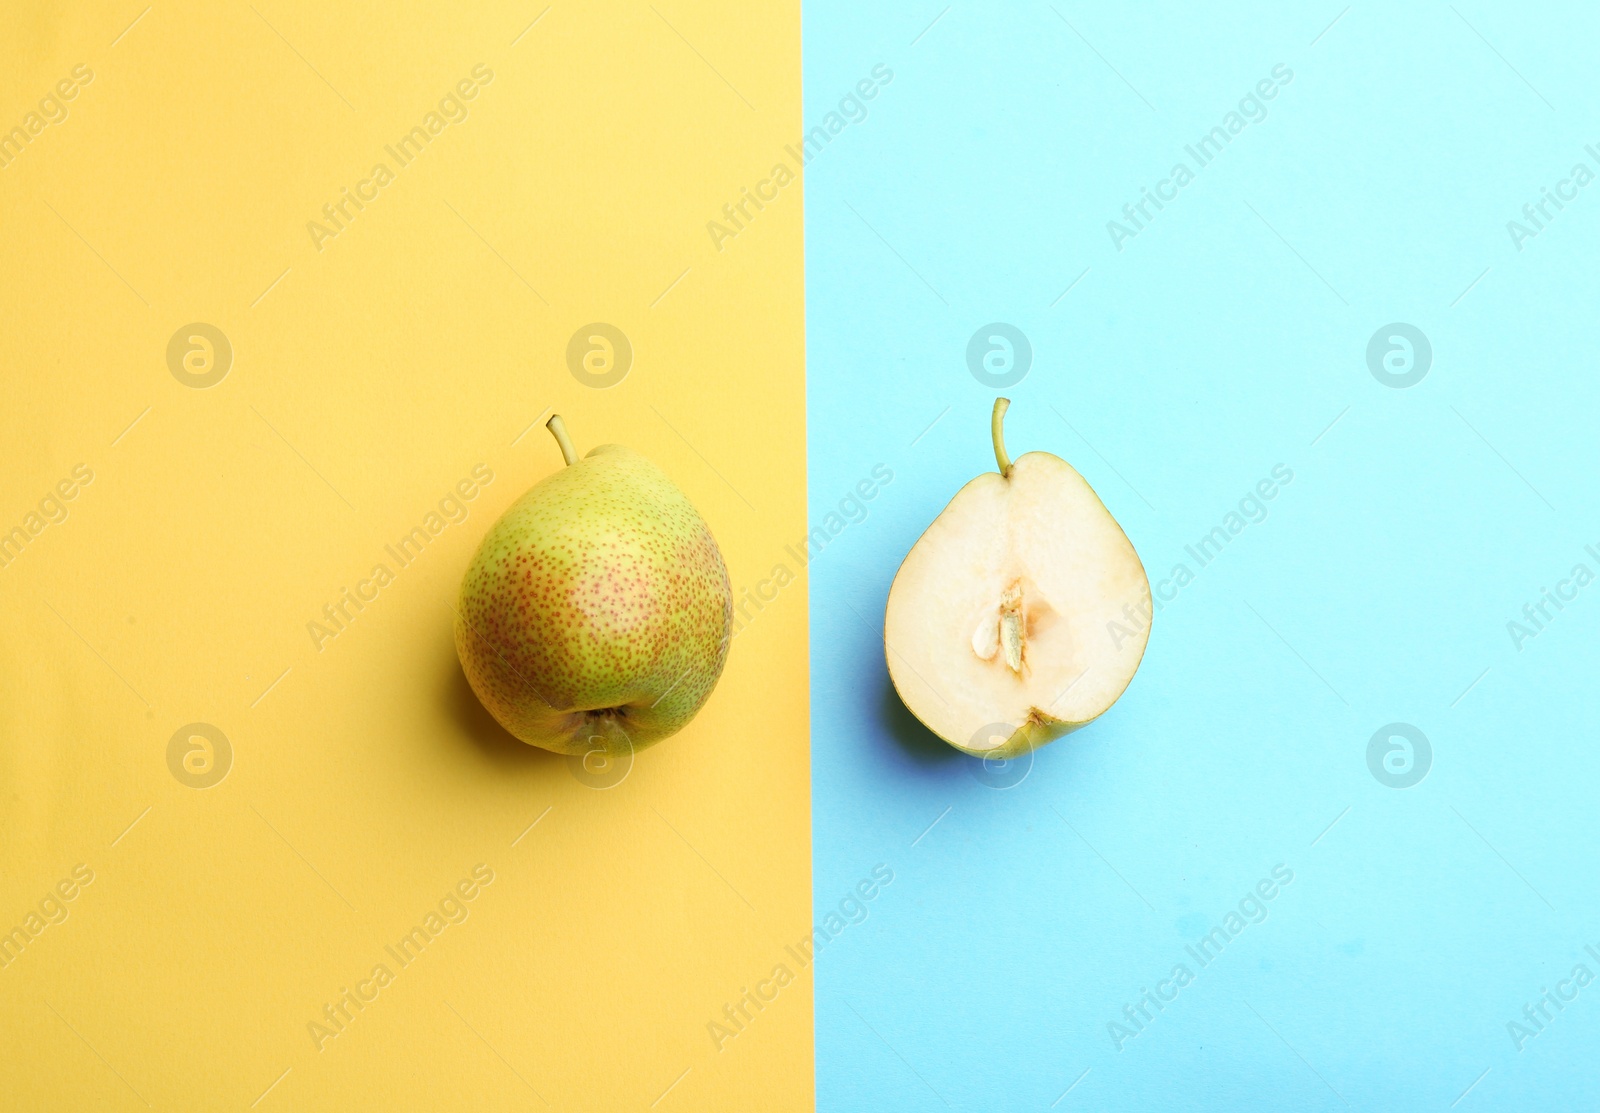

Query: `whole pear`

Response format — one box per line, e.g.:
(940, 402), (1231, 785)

(455, 415), (732, 756)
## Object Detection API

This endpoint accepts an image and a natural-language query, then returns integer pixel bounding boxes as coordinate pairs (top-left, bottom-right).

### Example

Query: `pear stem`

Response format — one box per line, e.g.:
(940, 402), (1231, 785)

(992, 397), (1013, 478)
(547, 414), (580, 466)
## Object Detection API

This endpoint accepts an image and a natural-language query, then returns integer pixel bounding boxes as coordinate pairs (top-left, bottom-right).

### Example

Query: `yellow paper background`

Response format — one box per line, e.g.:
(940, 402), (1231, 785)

(0, 2), (809, 1109)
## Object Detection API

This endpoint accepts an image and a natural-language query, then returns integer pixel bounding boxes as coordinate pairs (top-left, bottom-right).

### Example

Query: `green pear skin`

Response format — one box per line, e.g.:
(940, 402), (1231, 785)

(455, 420), (732, 755)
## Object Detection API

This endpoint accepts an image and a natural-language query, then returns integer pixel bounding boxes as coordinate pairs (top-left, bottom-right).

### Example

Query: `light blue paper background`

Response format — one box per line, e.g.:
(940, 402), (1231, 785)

(805, 3), (1600, 1108)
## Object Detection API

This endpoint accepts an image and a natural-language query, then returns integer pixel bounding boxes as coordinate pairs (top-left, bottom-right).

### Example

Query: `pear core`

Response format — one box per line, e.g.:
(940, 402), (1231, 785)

(454, 416), (732, 756)
(884, 402), (1150, 758)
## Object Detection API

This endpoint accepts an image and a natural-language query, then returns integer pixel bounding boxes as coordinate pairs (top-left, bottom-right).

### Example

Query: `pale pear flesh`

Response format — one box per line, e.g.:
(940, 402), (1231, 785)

(885, 448), (1150, 758)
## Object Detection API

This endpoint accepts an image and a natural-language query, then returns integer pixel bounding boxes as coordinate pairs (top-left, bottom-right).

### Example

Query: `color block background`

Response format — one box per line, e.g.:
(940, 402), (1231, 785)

(10, 2), (1600, 1109)
(806, 3), (1600, 1110)
(0, 3), (808, 1110)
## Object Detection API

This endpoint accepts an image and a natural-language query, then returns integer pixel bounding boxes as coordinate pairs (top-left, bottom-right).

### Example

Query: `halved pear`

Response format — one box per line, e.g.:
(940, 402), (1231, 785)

(884, 399), (1151, 758)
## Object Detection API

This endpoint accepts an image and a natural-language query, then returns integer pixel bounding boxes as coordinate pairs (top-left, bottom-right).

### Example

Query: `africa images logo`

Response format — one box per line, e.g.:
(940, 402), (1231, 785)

(1106, 64), (1293, 251)
(706, 63), (892, 251)
(307, 865), (494, 1051)
(1106, 864), (1294, 1051)
(707, 865), (893, 1051)
(306, 65), (494, 252)
(306, 465), (494, 652)
(0, 64), (93, 171)
(0, 464), (94, 572)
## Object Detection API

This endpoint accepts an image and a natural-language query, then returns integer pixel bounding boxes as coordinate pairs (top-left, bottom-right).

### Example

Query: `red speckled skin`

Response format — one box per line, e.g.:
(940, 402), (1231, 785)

(455, 443), (732, 755)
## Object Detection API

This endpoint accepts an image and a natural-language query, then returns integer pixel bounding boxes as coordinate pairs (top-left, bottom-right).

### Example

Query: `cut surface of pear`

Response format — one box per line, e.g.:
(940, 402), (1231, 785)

(884, 399), (1150, 758)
